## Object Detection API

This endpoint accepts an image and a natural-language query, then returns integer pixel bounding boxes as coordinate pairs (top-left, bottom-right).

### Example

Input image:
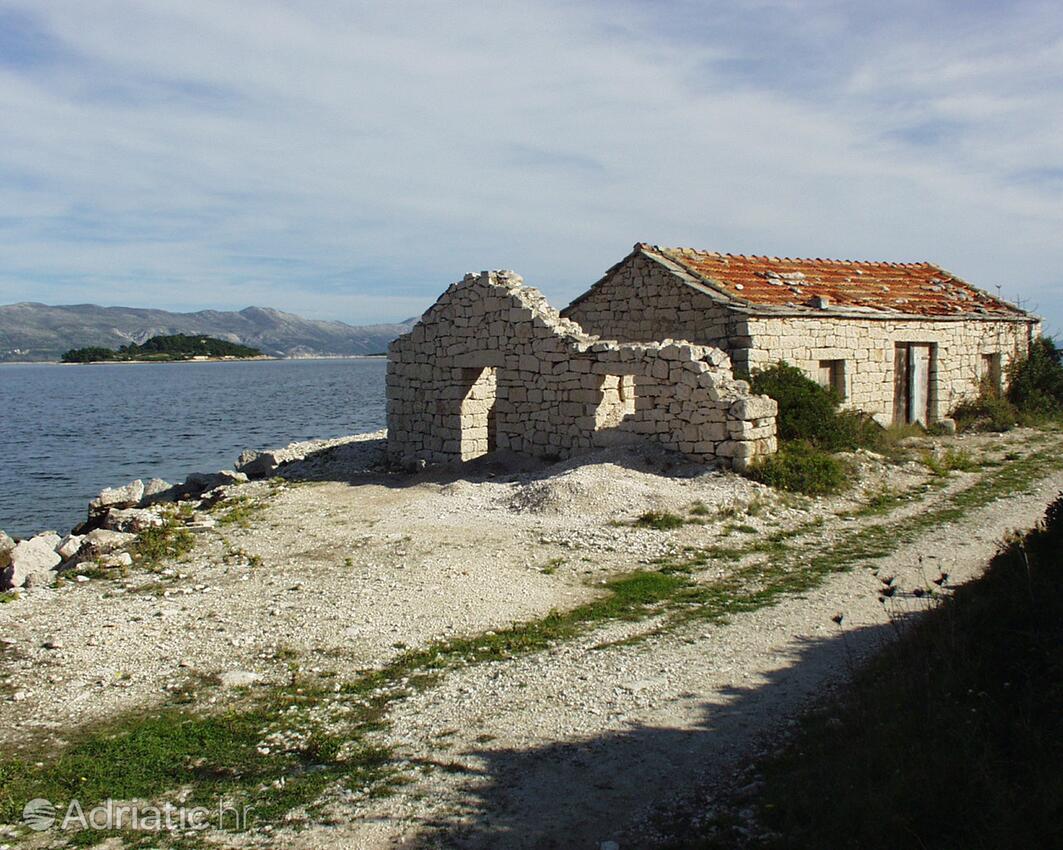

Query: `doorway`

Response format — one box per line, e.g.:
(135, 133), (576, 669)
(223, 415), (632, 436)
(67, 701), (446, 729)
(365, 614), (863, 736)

(460, 367), (498, 460)
(893, 343), (934, 426)
(595, 374), (636, 429)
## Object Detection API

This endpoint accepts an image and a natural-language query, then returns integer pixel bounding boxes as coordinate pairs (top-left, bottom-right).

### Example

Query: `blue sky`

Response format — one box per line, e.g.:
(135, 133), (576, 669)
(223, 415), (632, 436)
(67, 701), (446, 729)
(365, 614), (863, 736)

(1, 1), (1061, 332)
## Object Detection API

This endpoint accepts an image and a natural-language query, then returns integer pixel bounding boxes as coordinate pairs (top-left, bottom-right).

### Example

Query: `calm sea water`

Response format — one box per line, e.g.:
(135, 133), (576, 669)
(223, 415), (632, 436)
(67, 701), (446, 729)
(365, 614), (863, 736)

(0, 358), (387, 539)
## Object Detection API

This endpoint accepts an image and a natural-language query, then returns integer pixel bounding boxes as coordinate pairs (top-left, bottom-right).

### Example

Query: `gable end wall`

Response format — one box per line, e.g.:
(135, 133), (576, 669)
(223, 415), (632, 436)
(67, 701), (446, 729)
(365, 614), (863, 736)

(563, 253), (743, 349)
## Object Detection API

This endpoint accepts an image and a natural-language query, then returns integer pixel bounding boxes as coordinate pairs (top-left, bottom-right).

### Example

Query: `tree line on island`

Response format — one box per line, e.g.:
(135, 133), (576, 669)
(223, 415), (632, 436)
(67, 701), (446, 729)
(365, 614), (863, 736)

(62, 334), (264, 363)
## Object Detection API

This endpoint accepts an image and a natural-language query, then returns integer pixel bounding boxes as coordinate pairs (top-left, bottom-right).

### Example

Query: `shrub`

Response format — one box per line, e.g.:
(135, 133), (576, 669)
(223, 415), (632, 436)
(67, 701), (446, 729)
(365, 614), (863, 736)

(952, 385), (1018, 432)
(749, 363), (883, 451)
(744, 441), (851, 496)
(1007, 336), (1063, 416)
(749, 363), (841, 446)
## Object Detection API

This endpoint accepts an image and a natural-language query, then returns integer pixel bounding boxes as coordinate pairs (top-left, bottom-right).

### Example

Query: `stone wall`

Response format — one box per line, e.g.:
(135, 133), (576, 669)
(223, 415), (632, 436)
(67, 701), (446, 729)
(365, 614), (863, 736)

(387, 271), (777, 470)
(563, 251), (741, 349)
(738, 315), (1037, 422)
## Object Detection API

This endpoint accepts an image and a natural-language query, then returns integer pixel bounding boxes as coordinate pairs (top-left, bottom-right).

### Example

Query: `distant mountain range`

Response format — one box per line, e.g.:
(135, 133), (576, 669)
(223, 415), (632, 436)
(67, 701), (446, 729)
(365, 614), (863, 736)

(0, 303), (418, 362)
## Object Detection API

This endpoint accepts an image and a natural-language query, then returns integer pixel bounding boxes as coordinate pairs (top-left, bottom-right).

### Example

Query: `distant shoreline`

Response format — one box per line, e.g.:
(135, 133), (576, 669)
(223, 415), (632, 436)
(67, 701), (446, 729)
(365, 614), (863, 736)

(0, 354), (389, 366)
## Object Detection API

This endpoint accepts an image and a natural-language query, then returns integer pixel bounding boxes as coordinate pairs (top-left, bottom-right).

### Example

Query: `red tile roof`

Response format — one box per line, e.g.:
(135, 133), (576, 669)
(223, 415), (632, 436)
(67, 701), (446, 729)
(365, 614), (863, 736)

(640, 244), (1030, 319)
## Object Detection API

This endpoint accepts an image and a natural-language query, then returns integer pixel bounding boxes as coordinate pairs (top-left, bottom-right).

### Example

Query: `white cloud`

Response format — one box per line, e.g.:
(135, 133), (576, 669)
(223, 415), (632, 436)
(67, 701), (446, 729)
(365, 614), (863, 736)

(0, 0), (1060, 331)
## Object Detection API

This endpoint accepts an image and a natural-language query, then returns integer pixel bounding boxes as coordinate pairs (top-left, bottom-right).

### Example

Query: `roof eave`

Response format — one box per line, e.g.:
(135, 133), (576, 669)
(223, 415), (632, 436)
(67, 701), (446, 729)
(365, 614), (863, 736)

(740, 305), (1039, 322)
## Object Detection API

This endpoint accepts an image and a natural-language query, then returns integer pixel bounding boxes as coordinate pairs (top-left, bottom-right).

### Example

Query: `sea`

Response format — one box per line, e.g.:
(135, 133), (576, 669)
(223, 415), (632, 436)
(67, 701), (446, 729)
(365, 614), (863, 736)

(0, 358), (387, 539)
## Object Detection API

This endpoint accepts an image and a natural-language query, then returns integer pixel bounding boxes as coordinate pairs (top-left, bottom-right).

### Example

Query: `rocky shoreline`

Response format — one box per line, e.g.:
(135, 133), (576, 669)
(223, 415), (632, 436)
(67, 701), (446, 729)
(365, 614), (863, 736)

(0, 430), (387, 594)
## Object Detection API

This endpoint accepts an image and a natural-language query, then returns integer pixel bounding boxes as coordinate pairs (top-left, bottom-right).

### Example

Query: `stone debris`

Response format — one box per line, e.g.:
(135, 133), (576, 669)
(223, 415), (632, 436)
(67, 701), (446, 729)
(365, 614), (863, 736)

(80, 528), (137, 556)
(56, 533), (85, 560)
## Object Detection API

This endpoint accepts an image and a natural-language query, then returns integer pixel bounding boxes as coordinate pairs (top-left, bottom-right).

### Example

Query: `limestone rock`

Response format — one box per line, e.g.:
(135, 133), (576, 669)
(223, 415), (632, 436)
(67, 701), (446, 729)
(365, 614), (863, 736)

(235, 450), (280, 479)
(141, 478), (177, 505)
(81, 529), (137, 556)
(1, 532), (62, 589)
(179, 470), (248, 497)
(729, 396), (778, 421)
(57, 534), (86, 560)
(99, 551), (134, 569)
(90, 479), (145, 512)
(102, 508), (165, 533)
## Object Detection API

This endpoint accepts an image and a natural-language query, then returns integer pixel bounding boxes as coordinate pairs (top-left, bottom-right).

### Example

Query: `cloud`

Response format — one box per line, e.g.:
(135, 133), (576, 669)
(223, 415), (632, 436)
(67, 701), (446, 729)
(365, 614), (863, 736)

(0, 0), (1060, 331)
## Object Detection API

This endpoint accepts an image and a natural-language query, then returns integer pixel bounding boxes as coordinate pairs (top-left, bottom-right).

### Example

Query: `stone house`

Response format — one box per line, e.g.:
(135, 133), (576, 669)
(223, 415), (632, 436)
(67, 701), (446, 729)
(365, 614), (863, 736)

(563, 244), (1040, 426)
(386, 271), (777, 470)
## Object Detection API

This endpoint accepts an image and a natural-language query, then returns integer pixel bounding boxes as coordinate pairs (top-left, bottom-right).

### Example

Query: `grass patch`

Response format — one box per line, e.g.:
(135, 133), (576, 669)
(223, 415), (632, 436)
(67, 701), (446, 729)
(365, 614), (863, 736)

(213, 496), (265, 529)
(0, 680), (400, 847)
(634, 511), (687, 530)
(67, 561), (128, 581)
(952, 386), (1018, 432)
(130, 515), (195, 571)
(921, 446), (981, 475)
(0, 590), (18, 604)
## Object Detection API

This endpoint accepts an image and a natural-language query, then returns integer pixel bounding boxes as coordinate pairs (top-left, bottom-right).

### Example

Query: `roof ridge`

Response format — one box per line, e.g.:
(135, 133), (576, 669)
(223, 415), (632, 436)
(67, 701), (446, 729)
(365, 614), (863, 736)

(653, 244), (943, 267)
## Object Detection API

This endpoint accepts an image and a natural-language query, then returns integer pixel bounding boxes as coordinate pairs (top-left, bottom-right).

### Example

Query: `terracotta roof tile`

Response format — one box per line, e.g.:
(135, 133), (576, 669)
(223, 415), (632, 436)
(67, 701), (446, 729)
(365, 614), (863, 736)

(641, 244), (1028, 318)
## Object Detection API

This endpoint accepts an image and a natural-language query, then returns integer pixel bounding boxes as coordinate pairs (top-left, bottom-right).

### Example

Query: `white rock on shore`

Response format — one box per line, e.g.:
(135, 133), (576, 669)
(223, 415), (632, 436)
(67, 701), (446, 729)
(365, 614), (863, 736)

(89, 479), (145, 512)
(56, 534), (85, 560)
(236, 430), (387, 479)
(102, 508), (166, 533)
(1, 531), (62, 590)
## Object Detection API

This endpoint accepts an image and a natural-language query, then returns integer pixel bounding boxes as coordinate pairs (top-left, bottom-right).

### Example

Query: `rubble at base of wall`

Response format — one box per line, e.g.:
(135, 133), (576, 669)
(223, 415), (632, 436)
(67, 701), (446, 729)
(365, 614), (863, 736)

(386, 270), (778, 471)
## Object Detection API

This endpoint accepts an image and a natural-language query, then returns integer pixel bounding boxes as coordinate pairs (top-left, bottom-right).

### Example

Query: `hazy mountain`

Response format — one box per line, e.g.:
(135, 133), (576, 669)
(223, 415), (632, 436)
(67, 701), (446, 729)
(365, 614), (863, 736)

(0, 303), (417, 362)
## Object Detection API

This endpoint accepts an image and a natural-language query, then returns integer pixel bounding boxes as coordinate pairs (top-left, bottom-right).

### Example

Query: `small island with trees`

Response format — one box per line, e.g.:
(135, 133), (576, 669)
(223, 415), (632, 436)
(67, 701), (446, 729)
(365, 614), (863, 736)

(62, 334), (266, 363)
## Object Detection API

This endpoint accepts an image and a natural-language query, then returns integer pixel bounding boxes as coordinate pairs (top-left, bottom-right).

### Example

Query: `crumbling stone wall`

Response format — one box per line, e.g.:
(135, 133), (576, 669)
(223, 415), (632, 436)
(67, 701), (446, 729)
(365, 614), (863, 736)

(387, 271), (777, 470)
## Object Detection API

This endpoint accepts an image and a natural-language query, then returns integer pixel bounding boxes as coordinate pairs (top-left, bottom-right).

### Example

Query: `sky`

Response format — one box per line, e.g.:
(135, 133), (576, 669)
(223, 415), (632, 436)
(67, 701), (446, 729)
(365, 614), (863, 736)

(1, 0), (1061, 332)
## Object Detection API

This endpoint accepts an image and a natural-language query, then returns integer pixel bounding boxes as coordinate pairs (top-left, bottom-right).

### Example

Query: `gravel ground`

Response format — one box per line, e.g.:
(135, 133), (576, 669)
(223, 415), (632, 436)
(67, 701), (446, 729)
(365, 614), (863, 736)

(1, 428), (1060, 849)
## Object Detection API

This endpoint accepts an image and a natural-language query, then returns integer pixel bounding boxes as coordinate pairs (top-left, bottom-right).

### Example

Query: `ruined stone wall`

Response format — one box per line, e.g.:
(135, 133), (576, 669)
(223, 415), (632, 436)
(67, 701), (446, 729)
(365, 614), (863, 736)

(738, 315), (1038, 422)
(562, 252), (739, 348)
(387, 271), (777, 470)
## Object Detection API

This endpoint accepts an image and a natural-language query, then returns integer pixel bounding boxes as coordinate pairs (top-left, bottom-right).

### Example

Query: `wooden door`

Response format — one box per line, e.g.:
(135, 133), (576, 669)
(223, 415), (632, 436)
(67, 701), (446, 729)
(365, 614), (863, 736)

(909, 344), (931, 426)
(894, 343), (933, 425)
(893, 345), (909, 425)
